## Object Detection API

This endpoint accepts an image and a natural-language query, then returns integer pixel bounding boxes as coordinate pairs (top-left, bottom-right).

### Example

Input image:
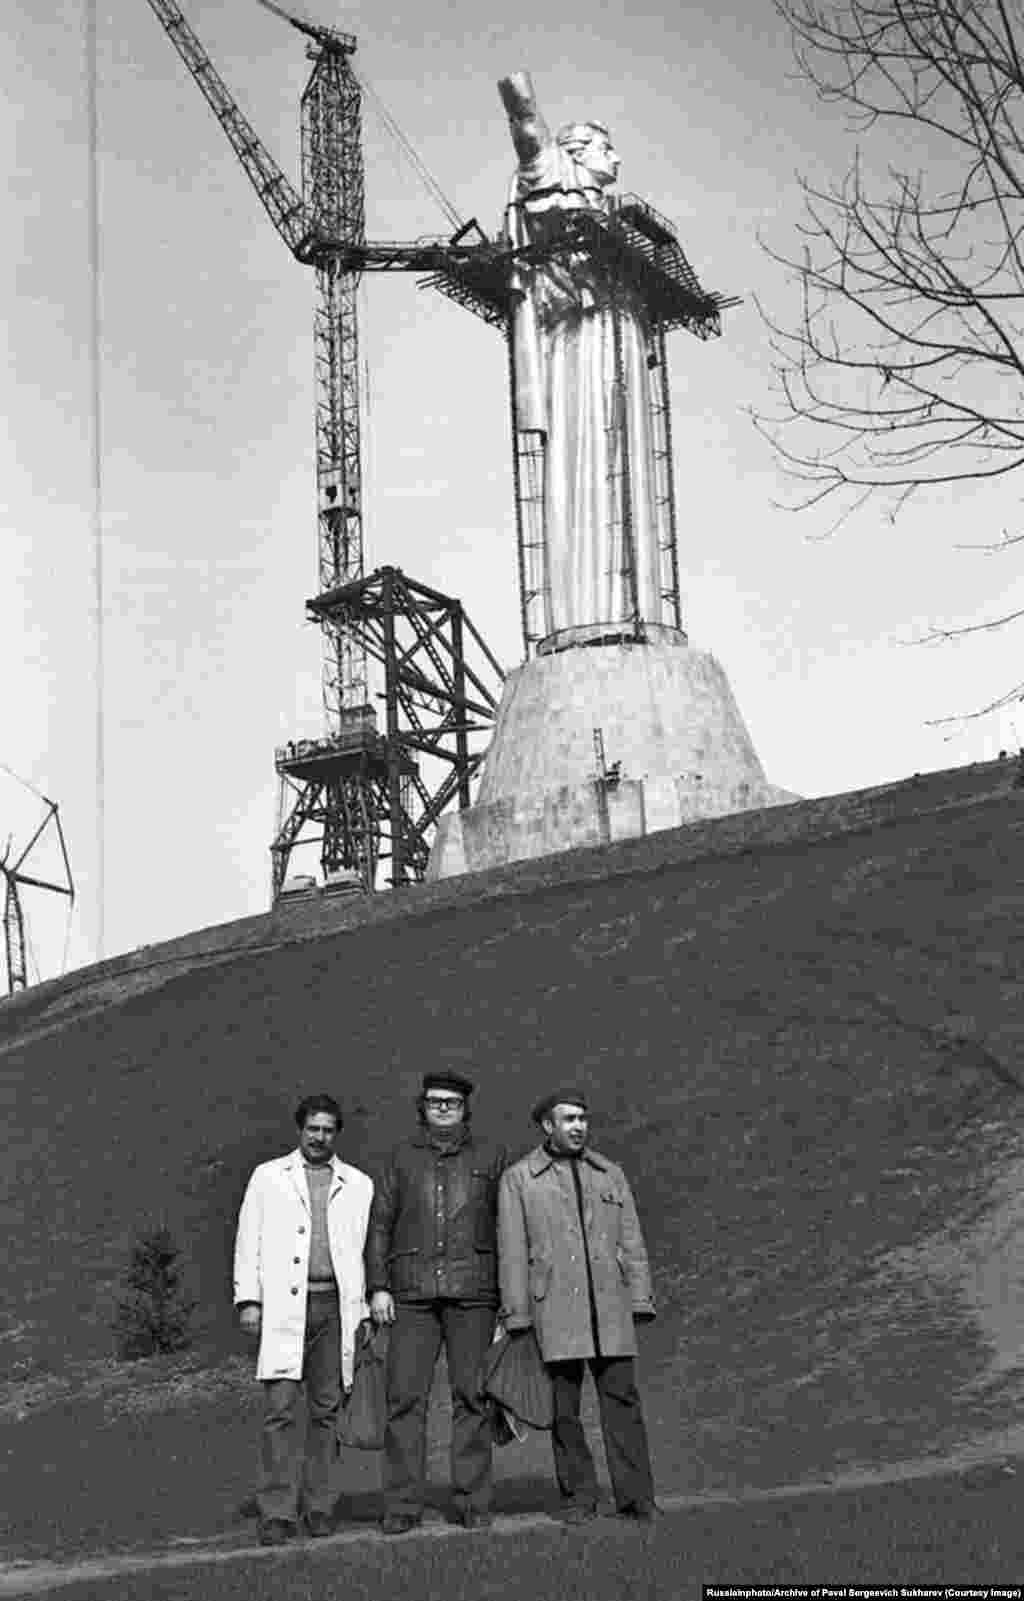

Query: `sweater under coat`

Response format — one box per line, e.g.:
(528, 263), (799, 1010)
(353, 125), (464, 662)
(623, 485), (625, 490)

(233, 1149), (373, 1388)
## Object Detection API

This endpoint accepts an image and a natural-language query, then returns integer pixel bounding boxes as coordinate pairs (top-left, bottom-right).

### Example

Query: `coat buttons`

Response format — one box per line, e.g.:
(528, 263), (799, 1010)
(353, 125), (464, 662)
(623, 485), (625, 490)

(291, 1287), (299, 1296)
(293, 1257), (301, 1265)
(298, 1226), (306, 1234)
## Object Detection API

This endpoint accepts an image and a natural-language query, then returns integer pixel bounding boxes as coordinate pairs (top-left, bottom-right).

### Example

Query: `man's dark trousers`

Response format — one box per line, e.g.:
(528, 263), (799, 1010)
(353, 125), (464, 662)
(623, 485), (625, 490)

(548, 1355), (654, 1511)
(385, 1300), (495, 1519)
(259, 1290), (341, 1525)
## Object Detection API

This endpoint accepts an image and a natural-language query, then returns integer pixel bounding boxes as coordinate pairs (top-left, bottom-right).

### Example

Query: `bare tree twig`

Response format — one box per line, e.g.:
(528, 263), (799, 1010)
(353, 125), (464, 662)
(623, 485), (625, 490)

(759, 0), (1024, 718)
(760, 0), (1024, 513)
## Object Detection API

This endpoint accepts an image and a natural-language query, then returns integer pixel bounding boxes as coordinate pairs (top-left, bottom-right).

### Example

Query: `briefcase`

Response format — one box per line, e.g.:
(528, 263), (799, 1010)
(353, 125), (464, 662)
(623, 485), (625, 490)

(479, 1328), (553, 1431)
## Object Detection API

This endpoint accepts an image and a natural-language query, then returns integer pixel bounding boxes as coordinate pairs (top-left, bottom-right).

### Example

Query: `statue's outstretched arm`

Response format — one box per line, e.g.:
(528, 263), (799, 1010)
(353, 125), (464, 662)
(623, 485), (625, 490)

(498, 72), (552, 167)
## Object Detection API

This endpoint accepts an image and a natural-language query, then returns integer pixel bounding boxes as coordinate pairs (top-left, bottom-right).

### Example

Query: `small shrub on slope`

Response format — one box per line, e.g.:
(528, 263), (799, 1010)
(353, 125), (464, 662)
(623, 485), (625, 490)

(112, 1225), (196, 1361)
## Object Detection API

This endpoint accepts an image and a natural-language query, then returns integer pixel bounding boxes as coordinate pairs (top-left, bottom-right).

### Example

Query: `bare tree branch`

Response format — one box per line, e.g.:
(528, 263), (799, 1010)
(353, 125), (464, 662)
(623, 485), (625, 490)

(953, 527), (1024, 547)
(924, 674), (1024, 719)
(760, 0), (1024, 515)
(913, 604), (1024, 639)
(758, 1), (1024, 721)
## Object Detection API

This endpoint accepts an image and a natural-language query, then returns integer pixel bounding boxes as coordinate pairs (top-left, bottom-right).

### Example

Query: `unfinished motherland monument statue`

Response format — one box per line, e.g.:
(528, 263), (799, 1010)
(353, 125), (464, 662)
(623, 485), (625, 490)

(499, 73), (665, 643)
(428, 73), (794, 879)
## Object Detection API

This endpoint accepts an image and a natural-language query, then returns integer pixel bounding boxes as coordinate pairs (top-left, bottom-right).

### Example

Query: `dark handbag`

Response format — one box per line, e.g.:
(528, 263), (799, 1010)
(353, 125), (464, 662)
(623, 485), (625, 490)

(479, 1328), (554, 1431)
(488, 1400), (525, 1447)
(338, 1320), (388, 1451)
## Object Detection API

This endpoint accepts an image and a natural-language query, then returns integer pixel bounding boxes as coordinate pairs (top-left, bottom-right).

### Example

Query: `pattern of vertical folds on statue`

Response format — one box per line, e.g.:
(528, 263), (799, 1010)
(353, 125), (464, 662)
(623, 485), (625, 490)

(500, 74), (668, 640)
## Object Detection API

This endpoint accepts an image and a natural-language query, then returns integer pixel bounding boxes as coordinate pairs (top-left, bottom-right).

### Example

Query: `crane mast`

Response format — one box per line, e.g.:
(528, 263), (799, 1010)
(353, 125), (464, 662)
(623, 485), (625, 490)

(144, 0), (380, 882)
(146, 0), (366, 723)
(301, 43), (367, 728)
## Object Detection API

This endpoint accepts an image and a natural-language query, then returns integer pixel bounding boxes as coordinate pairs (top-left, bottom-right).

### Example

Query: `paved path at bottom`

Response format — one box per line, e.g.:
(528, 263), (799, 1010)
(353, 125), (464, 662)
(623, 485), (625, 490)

(1, 1428), (1021, 1598)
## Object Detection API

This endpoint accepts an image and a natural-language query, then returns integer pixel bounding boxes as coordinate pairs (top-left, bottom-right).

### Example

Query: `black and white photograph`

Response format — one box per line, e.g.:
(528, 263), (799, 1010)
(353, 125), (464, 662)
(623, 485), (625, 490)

(1, 1), (1022, 1596)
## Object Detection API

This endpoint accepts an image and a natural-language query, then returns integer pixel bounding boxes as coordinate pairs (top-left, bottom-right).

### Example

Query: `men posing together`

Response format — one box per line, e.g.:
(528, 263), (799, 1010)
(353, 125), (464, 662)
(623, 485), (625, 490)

(233, 1076), (658, 1545)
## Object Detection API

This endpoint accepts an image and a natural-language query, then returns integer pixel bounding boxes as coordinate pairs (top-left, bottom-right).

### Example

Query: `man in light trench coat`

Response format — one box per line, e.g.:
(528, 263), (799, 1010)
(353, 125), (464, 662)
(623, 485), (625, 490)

(497, 1088), (658, 1524)
(233, 1094), (373, 1545)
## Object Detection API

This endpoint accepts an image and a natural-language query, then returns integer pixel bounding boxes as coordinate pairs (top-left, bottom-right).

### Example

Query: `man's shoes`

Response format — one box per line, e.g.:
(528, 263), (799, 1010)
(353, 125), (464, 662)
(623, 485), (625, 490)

(557, 1502), (598, 1526)
(258, 1519), (295, 1546)
(460, 1508), (494, 1530)
(379, 1512), (421, 1535)
(305, 1511), (335, 1538)
(619, 1500), (660, 1523)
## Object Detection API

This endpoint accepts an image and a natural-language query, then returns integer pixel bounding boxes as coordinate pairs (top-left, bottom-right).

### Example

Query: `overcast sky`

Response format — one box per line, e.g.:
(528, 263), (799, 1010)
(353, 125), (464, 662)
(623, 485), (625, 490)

(4, 0), (1023, 980)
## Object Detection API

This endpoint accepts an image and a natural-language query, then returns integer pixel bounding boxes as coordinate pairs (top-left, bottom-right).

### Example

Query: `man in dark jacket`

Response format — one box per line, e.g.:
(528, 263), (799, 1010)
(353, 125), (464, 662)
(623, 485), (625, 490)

(365, 1071), (507, 1533)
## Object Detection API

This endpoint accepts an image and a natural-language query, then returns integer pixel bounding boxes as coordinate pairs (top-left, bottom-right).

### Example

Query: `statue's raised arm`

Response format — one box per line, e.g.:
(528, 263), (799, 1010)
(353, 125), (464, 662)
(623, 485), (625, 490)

(498, 72), (552, 168)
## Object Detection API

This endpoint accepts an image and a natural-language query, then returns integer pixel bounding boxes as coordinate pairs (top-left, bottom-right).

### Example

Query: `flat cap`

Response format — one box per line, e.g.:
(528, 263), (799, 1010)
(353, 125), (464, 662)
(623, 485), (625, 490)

(422, 1070), (474, 1097)
(531, 1088), (588, 1126)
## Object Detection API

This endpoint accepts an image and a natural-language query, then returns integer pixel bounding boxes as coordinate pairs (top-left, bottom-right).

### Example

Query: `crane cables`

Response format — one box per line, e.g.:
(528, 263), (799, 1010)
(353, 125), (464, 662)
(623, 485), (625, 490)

(0, 761), (49, 807)
(356, 72), (465, 236)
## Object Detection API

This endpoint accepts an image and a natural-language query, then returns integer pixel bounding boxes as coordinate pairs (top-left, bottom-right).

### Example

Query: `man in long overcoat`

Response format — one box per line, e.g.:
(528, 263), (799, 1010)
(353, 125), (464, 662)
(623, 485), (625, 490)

(365, 1071), (507, 1532)
(497, 1088), (657, 1523)
(234, 1094), (373, 1545)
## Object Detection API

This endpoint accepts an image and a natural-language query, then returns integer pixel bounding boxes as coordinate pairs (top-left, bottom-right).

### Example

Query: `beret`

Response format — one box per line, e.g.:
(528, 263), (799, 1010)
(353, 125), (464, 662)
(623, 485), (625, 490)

(422, 1070), (474, 1097)
(531, 1088), (589, 1126)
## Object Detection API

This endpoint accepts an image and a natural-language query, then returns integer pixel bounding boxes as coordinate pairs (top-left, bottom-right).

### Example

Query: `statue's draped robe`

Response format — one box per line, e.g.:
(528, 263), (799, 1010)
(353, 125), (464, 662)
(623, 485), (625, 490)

(508, 142), (667, 640)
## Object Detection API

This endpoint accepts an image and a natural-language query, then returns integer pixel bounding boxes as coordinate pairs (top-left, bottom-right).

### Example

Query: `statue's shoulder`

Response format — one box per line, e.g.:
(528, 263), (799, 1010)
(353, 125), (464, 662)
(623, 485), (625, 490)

(516, 139), (565, 190)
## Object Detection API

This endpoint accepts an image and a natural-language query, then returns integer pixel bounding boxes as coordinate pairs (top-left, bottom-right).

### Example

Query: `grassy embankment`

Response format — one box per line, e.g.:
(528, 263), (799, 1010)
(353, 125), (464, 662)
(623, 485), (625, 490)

(0, 760), (1021, 1571)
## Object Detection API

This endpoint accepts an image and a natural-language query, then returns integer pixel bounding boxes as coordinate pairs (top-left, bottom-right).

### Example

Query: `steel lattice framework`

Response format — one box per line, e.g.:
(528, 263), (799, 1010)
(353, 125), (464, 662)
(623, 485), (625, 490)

(143, 1), (737, 895)
(302, 42), (367, 724)
(1, 798), (74, 996)
(272, 566), (504, 893)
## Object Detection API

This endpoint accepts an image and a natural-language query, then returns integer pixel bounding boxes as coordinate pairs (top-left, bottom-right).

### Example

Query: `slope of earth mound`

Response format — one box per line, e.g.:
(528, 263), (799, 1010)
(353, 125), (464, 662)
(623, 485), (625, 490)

(0, 757), (1021, 1561)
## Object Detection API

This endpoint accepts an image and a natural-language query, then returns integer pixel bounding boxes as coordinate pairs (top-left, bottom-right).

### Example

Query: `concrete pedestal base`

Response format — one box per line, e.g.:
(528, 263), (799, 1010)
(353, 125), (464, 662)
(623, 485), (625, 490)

(427, 640), (797, 881)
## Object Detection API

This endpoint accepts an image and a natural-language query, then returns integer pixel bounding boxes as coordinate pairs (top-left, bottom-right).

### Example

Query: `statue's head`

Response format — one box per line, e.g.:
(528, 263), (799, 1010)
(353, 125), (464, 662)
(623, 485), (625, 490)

(556, 120), (620, 187)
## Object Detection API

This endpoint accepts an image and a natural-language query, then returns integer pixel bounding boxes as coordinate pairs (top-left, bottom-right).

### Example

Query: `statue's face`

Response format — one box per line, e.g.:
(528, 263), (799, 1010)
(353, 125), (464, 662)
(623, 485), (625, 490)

(577, 129), (621, 188)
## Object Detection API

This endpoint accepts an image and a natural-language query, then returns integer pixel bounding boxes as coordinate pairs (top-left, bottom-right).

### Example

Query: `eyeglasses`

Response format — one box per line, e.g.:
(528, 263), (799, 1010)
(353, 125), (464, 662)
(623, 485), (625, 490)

(424, 1096), (465, 1111)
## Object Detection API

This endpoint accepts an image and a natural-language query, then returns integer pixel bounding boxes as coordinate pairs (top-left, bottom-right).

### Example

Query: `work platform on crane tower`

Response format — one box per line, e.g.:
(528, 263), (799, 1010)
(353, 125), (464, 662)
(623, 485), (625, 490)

(274, 709), (409, 787)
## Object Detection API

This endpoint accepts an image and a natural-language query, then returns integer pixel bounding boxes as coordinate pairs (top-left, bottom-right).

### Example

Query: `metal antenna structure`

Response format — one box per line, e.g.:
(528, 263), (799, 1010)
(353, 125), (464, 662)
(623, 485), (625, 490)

(0, 785), (75, 996)
(143, 1), (735, 891)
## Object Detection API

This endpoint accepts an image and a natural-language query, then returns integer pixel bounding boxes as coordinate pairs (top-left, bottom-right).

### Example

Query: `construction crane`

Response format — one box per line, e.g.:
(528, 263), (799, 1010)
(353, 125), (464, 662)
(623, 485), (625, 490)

(142, 0), (734, 894)
(1, 778), (74, 996)
(143, 0), (366, 720)
(143, 0), (511, 894)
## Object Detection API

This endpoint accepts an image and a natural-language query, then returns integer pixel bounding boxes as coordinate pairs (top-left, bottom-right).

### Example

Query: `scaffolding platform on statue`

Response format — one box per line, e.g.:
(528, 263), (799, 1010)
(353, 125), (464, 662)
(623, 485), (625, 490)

(419, 194), (740, 337)
(418, 192), (741, 656)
